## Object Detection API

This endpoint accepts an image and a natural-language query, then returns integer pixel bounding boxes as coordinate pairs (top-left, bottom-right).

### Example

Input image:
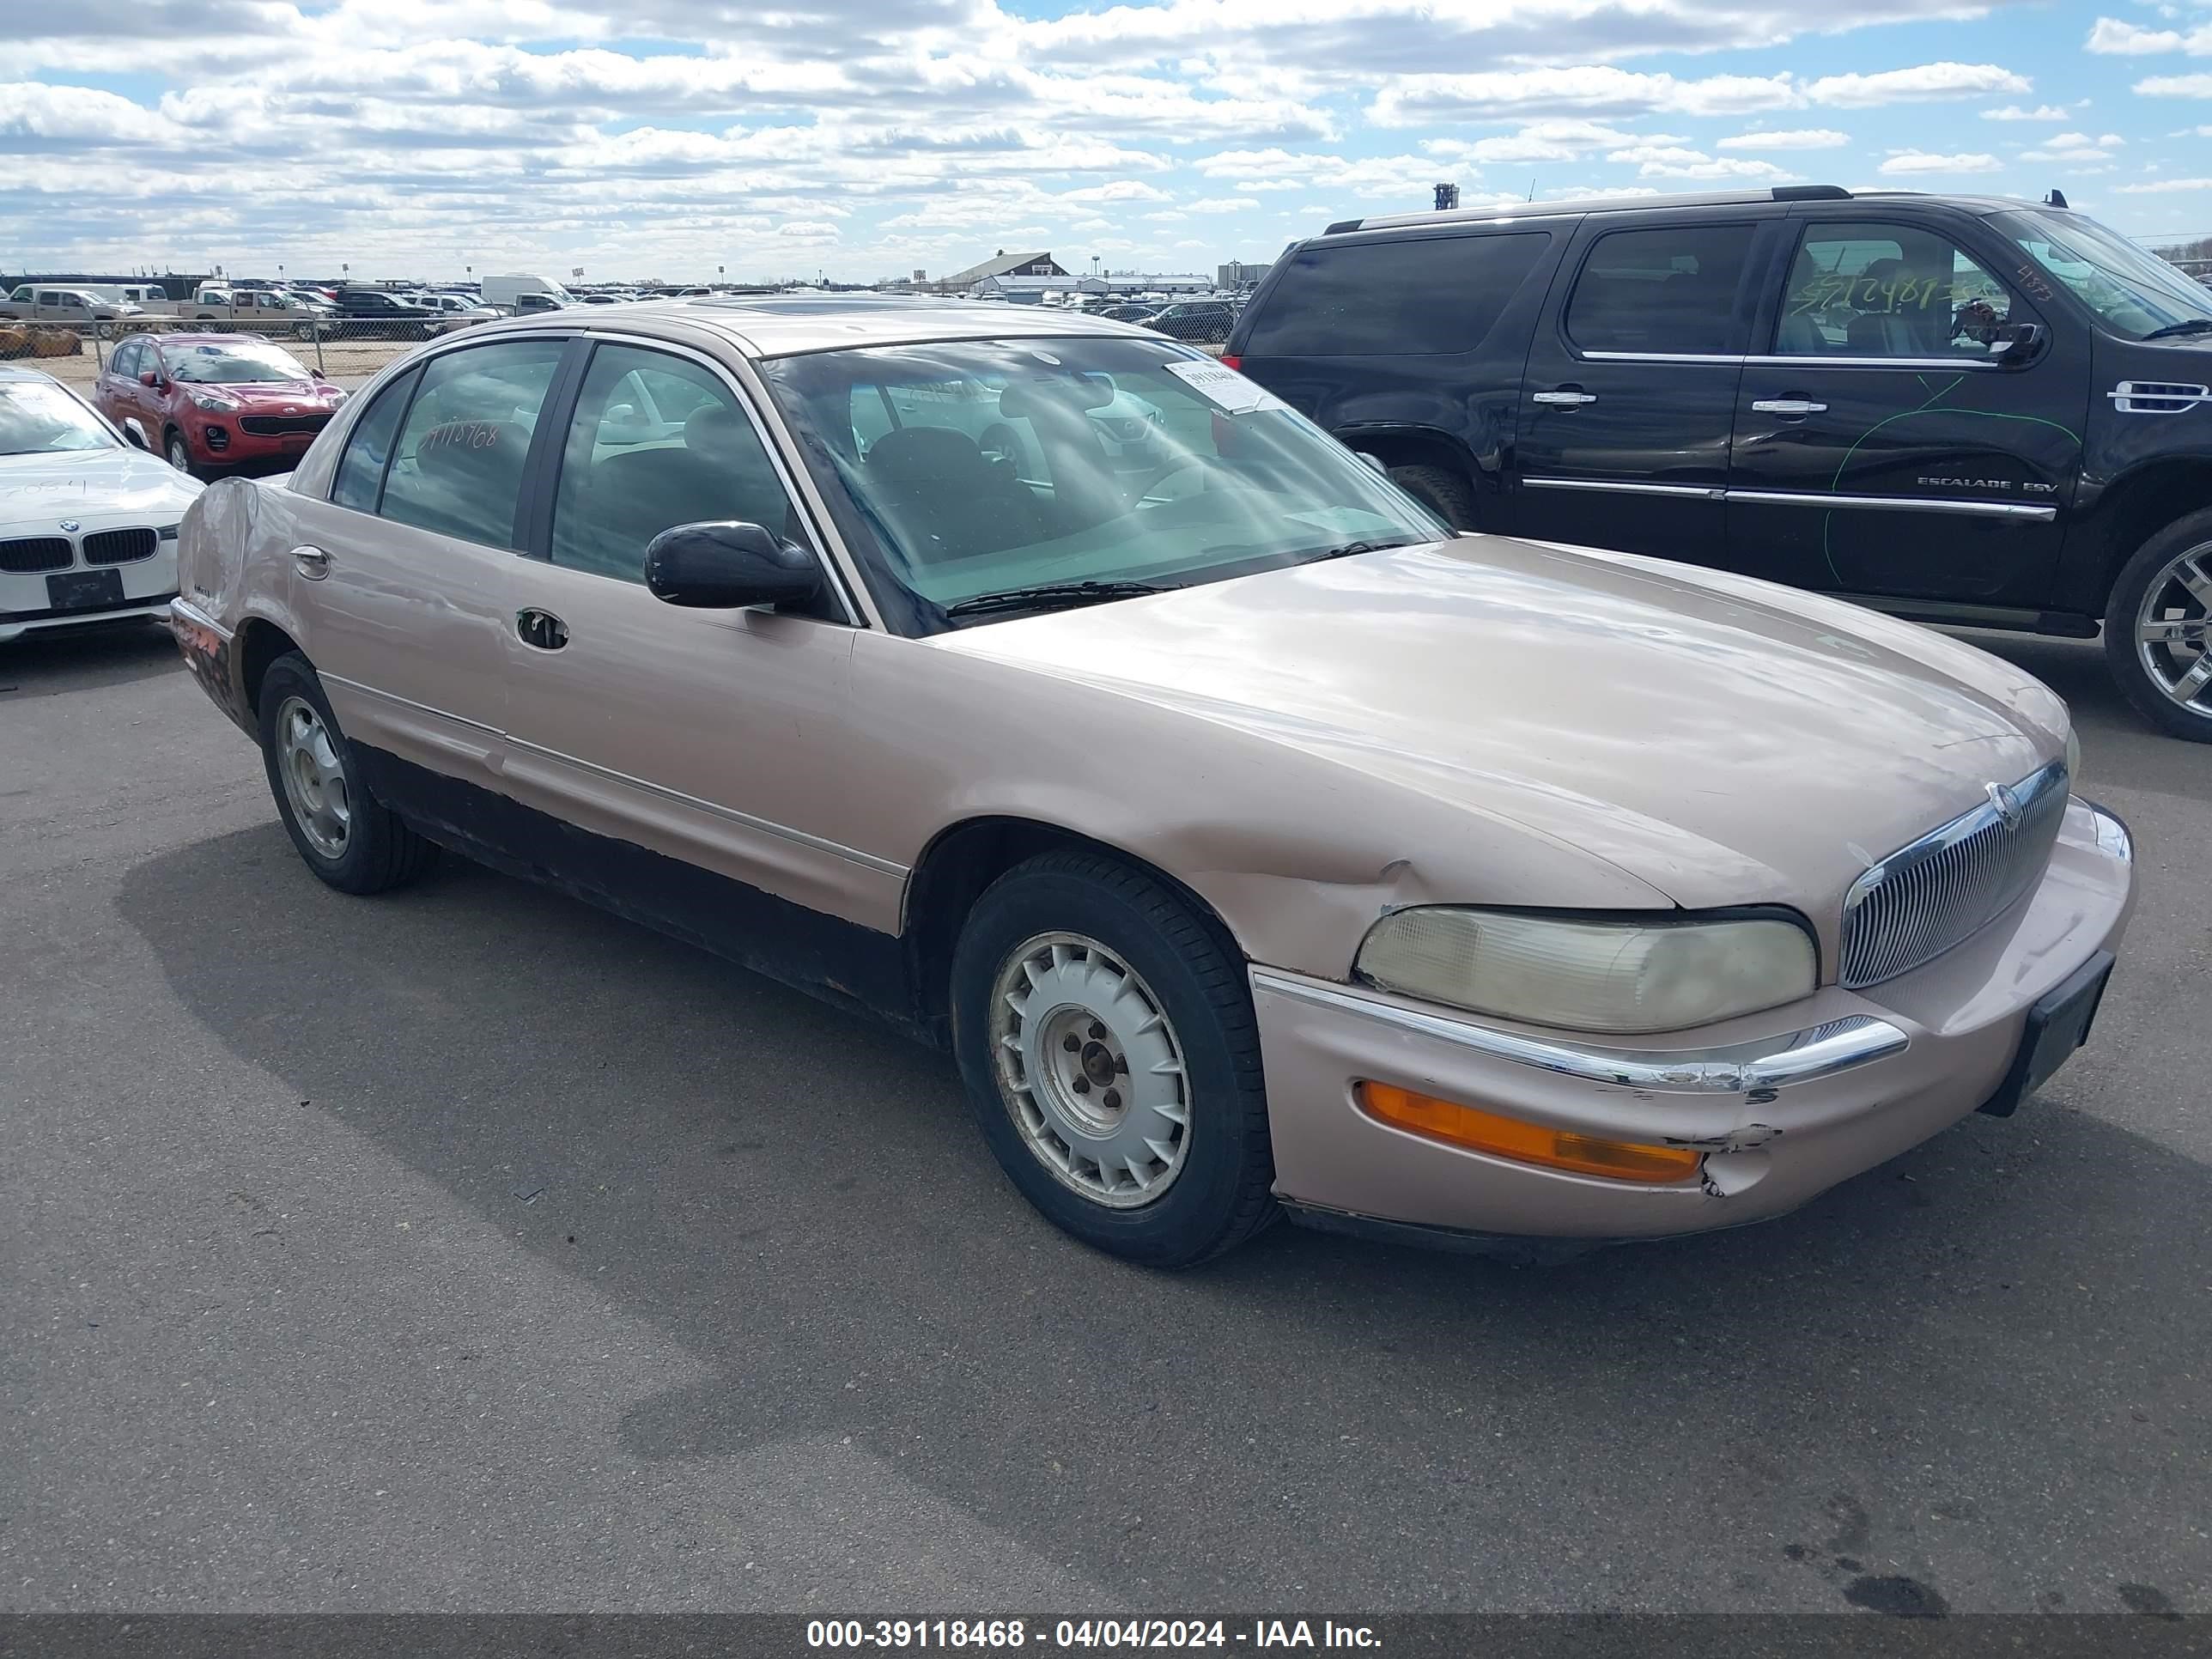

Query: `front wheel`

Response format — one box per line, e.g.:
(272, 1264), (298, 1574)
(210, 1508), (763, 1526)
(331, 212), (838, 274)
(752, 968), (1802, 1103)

(2106, 508), (2212, 742)
(951, 850), (1277, 1267)
(165, 431), (195, 476)
(258, 653), (437, 893)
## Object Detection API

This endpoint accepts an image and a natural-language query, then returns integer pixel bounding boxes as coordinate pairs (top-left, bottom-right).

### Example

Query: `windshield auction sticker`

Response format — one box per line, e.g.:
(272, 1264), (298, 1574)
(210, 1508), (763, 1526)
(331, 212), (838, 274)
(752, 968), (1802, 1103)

(1162, 358), (1285, 414)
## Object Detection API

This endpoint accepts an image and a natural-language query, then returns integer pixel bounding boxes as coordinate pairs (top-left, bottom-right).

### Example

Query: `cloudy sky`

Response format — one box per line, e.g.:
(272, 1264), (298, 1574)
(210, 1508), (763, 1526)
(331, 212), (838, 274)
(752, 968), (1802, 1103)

(3, 0), (2210, 283)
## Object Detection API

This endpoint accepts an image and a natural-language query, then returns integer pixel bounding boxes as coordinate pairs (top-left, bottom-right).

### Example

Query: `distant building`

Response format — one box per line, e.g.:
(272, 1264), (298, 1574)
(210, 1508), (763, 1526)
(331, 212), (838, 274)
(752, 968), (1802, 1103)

(1216, 259), (1274, 289)
(932, 250), (1067, 294)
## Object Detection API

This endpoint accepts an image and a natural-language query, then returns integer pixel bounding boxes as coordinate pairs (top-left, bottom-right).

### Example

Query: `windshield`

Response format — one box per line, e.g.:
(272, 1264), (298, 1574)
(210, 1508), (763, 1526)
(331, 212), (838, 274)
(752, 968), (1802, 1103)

(0, 380), (117, 455)
(759, 337), (1444, 631)
(1996, 209), (2212, 340)
(164, 341), (312, 384)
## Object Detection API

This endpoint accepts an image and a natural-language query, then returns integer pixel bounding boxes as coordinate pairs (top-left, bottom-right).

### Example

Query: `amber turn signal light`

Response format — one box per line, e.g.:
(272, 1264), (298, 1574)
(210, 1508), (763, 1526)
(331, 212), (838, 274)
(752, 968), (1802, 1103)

(1355, 1081), (1702, 1184)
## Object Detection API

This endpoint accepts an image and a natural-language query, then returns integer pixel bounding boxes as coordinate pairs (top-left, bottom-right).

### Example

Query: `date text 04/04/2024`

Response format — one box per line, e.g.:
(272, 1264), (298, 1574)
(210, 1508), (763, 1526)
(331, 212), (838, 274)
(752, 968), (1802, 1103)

(804, 1620), (1382, 1649)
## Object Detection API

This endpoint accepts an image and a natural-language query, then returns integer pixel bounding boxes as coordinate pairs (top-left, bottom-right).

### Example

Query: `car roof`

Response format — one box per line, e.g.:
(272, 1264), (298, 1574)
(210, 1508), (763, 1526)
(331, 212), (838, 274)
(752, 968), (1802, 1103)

(452, 294), (1165, 358)
(0, 363), (64, 385)
(1323, 185), (2051, 237)
(131, 331), (295, 349)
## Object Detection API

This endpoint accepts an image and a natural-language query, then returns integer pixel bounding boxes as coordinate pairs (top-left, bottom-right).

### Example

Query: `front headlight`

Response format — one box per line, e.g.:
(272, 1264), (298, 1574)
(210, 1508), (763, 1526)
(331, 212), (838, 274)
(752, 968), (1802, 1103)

(187, 392), (234, 412)
(1354, 908), (1818, 1035)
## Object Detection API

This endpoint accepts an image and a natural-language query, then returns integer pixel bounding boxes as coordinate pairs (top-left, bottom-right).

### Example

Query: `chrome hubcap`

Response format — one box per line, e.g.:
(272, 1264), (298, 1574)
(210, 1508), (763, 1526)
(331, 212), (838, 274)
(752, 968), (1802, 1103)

(276, 695), (351, 859)
(2136, 541), (2212, 714)
(988, 932), (1189, 1209)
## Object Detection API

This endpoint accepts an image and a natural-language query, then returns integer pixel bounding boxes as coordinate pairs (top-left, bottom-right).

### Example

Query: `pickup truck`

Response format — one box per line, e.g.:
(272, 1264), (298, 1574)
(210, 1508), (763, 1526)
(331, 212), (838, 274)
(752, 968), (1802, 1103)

(186, 288), (329, 336)
(1, 285), (144, 323)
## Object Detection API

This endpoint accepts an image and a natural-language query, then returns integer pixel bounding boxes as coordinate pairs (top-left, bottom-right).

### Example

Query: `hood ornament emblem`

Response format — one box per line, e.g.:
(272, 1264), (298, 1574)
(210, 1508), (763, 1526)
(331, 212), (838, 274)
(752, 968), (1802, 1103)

(58, 519), (81, 532)
(1985, 781), (2025, 830)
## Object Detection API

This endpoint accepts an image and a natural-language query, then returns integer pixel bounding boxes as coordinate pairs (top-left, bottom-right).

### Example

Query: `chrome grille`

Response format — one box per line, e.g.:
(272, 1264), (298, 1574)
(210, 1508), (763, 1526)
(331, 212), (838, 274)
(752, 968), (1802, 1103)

(1, 537), (73, 574)
(1838, 760), (2069, 989)
(83, 527), (157, 565)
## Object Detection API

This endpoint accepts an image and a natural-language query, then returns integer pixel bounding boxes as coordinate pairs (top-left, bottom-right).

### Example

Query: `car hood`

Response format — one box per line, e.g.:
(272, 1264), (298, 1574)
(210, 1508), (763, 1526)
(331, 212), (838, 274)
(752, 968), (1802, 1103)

(931, 535), (2069, 915)
(179, 380), (342, 409)
(0, 444), (202, 527)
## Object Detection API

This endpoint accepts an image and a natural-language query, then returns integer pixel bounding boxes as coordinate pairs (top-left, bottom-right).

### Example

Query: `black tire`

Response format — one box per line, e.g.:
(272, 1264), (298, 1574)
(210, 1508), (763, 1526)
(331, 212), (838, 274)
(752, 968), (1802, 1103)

(2104, 507), (2212, 743)
(164, 428), (195, 477)
(1384, 462), (1477, 530)
(256, 653), (437, 894)
(951, 850), (1278, 1268)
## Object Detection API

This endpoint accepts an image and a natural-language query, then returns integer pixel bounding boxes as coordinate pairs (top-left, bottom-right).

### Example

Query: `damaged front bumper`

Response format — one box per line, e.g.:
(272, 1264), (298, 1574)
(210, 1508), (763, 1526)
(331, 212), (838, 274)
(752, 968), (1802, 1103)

(1250, 797), (2136, 1257)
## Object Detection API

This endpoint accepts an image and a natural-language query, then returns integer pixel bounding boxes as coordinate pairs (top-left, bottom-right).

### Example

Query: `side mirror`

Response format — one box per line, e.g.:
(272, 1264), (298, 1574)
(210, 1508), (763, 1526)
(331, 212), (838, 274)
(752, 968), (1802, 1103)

(644, 521), (823, 610)
(310, 368), (327, 381)
(1994, 320), (2045, 367)
(138, 370), (157, 387)
(123, 425), (149, 450)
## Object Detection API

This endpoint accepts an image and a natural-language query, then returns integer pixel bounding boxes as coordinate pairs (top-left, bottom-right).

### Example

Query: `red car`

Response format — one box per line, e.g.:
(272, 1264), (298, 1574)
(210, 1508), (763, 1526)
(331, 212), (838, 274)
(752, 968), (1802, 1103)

(94, 333), (349, 477)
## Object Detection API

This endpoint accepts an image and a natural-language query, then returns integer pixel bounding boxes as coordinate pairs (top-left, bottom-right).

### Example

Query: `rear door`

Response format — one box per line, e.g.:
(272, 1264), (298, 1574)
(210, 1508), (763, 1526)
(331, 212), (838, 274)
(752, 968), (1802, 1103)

(285, 334), (576, 796)
(1723, 209), (2088, 608)
(1506, 207), (1786, 560)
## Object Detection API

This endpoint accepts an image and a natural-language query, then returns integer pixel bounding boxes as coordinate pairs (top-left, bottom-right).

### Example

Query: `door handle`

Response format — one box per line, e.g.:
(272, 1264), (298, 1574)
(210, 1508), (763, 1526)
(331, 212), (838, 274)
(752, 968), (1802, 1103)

(290, 544), (331, 580)
(516, 608), (568, 651)
(1750, 398), (1828, 416)
(1533, 389), (1598, 406)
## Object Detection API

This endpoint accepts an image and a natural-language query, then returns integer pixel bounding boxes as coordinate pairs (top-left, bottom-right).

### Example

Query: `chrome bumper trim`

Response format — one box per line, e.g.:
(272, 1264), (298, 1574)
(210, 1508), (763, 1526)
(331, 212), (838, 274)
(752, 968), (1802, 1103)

(2080, 797), (2134, 865)
(1250, 969), (1910, 1096)
(167, 595), (228, 638)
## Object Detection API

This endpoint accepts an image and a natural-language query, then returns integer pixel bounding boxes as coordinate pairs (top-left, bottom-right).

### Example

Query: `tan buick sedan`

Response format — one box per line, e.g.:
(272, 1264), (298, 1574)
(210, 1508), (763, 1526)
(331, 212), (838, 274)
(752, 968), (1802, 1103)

(171, 298), (2136, 1267)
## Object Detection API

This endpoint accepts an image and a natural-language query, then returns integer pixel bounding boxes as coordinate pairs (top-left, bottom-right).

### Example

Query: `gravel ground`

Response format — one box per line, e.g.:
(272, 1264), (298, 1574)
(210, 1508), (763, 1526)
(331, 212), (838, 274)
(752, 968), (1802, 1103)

(1, 620), (2206, 1616)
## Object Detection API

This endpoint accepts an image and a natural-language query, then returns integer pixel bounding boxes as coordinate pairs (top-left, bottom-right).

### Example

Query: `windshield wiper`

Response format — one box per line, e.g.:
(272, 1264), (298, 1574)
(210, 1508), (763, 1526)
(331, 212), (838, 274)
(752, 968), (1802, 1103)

(1300, 536), (1424, 563)
(942, 579), (1176, 619)
(2141, 318), (2212, 342)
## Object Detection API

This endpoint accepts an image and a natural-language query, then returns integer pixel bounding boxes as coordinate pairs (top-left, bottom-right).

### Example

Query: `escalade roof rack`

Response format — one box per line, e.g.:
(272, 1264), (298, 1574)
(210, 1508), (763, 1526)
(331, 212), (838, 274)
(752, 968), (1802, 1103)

(1324, 184), (1853, 237)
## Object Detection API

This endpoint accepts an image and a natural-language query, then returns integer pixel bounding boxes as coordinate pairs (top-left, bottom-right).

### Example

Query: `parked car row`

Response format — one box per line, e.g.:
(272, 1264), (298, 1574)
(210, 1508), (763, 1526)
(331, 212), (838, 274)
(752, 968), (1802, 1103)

(155, 295), (2131, 1273)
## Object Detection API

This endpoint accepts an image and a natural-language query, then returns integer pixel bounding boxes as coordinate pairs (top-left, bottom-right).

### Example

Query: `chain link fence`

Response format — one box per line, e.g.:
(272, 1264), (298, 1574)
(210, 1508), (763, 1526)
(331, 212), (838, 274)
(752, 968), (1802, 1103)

(3, 316), (470, 392)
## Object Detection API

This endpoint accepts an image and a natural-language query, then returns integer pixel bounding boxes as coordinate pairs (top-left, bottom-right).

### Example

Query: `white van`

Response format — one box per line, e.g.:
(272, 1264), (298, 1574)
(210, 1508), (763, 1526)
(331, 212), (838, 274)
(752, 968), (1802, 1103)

(480, 274), (573, 312)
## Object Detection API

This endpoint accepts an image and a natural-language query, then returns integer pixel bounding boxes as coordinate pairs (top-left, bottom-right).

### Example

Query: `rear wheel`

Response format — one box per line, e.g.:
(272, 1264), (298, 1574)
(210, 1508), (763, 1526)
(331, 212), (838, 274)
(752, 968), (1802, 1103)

(1384, 462), (1477, 530)
(951, 850), (1277, 1267)
(257, 653), (436, 893)
(2106, 508), (2212, 743)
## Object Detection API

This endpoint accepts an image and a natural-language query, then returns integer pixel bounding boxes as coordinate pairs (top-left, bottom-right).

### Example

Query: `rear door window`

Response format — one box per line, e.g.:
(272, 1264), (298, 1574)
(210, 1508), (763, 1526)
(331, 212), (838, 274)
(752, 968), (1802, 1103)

(330, 367), (420, 512)
(376, 341), (566, 547)
(1245, 233), (1553, 356)
(1565, 223), (1759, 356)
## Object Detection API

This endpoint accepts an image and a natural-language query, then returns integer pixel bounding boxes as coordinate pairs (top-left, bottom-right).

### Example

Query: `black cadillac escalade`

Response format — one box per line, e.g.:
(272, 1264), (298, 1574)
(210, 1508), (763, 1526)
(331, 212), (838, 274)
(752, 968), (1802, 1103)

(1224, 185), (2212, 740)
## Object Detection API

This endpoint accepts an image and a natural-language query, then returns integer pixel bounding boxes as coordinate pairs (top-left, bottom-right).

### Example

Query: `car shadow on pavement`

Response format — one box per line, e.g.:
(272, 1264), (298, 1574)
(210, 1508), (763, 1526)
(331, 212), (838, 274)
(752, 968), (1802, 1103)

(115, 823), (2208, 1611)
(1, 619), (180, 701)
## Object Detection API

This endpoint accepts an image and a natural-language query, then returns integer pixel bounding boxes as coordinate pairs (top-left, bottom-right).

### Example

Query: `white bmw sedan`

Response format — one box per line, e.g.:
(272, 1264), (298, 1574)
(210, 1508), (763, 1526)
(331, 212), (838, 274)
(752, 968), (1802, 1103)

(0, 365), (202, 644)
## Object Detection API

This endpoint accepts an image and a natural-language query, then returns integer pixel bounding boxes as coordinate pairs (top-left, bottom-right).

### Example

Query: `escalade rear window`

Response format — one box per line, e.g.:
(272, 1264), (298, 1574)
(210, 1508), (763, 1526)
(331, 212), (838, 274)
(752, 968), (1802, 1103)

(1243, 232), (1552, 356)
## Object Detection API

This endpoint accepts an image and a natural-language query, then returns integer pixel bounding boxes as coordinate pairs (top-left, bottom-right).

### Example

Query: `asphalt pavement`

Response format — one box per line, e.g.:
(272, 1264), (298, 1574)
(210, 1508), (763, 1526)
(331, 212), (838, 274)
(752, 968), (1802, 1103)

(2, 620), (2206, 1615)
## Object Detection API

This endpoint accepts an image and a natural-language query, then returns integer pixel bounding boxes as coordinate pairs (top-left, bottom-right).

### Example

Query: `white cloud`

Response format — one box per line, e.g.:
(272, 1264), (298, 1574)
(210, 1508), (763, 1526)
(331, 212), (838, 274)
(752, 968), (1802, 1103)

(1371, 68), (1799, 123)
(2021, 131), (2127, 164)
(1607, 144), (1795, 180)
(1715, 127), (1850, 150)
(2138, 74), (2212, 95)
(1186, 195), (1260, 212)
(1806, 64), (2032, 107)
(2114, 176), (2212, 191)
(2087, 17), (2212, 55)
(1980, 104), (2075, 120)
(1426, 120), (1661, 165)
(1879, 149), (2004, 174)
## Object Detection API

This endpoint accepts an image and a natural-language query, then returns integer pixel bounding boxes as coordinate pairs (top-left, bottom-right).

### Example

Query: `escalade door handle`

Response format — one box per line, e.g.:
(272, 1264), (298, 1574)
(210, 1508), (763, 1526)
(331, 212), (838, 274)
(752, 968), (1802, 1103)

(1533, 389), (1597, 406)
(516, 608), (568, 651)
(290, 544), (331, 580)
(1750, 398), (1828, 417)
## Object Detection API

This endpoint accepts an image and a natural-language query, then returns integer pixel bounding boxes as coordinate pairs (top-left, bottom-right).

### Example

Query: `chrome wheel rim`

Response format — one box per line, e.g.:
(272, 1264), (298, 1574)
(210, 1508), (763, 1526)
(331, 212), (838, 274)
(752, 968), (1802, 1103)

(988, 932), (1190, 1209)
(2136, 540), (2212, 716)
(167, 437), (190, 471)
(275, 695), (351, 860)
